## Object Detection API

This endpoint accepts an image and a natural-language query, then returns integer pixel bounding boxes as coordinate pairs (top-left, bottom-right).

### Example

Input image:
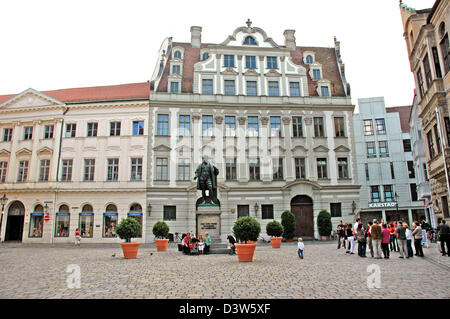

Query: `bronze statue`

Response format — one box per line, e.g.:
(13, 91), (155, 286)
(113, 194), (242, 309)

(194, 155), (219, 205)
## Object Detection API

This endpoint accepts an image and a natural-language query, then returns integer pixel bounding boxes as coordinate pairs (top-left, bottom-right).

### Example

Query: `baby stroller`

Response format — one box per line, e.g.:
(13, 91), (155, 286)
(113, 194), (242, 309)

(190, 237), (200, 255)
(227, 235), (236, 255)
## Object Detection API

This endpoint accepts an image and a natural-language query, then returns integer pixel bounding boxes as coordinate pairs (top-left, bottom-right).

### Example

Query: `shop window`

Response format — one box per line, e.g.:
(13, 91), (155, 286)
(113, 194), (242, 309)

(103, 204), (118, 238)
(29, 205), (44, 238)
(128, 203), (143, 237)
(55, 205), (70, 237)
(79, 204), (94, 238)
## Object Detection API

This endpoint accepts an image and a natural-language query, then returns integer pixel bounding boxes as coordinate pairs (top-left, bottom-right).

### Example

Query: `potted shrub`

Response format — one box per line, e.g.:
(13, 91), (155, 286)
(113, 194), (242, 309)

(233, 216), (261, 262)
(281, 210), (295, 242)
(266, 220), (284, 248)
(152, 221), (170, 251)
(317, 210), (332, 241)
(116, 217), (142, 259)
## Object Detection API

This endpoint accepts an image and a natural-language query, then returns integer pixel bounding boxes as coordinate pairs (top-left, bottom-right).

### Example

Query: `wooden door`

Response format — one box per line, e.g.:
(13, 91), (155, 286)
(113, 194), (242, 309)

(291, 204), (314, 238)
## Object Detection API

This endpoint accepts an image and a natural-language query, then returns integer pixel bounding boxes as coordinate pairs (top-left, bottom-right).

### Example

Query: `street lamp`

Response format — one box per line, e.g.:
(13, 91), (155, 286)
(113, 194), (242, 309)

(147, 203), (152, 217)
(254, 203), (259, 217)
(44, 203), (49, 216)
(394, 192), (400, 221)
(0, 194), (8, 242)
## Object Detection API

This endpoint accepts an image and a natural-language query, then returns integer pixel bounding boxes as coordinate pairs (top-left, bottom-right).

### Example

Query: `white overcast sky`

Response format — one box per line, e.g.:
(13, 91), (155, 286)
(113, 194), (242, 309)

(0, 0), (435, 108)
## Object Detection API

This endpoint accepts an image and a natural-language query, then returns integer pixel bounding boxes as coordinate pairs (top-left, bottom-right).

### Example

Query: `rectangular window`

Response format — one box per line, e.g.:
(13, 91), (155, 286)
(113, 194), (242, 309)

(107, 158), (119, 181)
(179, 115), (190, 136)
(65, 123), (76, 138)
(270, 116), (281, 137)
(261, 205), (274, 219)
(55, 213), (70, 237)
(39, 159), (50, 182)
(330, 203), (342, 217)
(249, 158), (260, 181)
(130, 158), (143, 181)
(407, 161), (415, 178)
(110, 122), (121, 136)
(363, 119), (374, 135)
(292, 117), (303, 137)
(290, 82), (300, 96)
(170, 82), (179, 93)
(434, 124), (441, 153)
(3, 128), (12, 142)
(432, 47), (442, 78)
(267, 56), (277, 69)
(79, 213), (93, 238)
(61, 160), (72, 182)
(133, 121), (144, 136)
(314, 117), (324, 137)
(440, 34), (450, 74)
(423, 163), (429, 181)
(442, 196), (449, 218)
(103, 213), (118, 238)
(224, 80), (235, 95)
(417, 67), (425, 98)
(226, 158), (237, 180)
(379, 141), (389, 157)
(320, 86), (329, 97)
(248, 116), (259, 137)
(410, 184), (418, 201)
(87, 123), (98, 137)
(225, 116), (236, 137)
(24, 126), (33, 140)
(172, 65), (180, 75)
(202, 115), (213, 137)
(371, 185), (380, 203)
(0, 162), (7, 183)
(246, 81), (257, 96)
(317, 158), (328, 179)
(427, 130), (435, 158)
(224, 55), (235, 67)
(245, 56), (256, 68)
(390, 162), (395, 179)
(295, 158), (306, 180)
(375, 119), (386, 135)
(268, 81), (279, 96)
(365, 163), (370, 181)
(178, 158), (190, 181)
(84, 159), (95, 181)
(17, 160), (28, 182)
(313, 69), (321, 80)
(384, 185), (393, 202)
(163, 206), (176, 221)
(237, 205), (249, 218)
(338, 158), (348, 179)
(444, 117), (450, 145)
(403, 139), (412, 152)
(44, 125), (54, 139)
(157, 114), (169, 136)
(156, 157), (168, 181)
(423, 54), (432, 88)
(29, 213), (44, 238)
(273, 158), (284, 180)
(334, 117), (345, 137)
(202, 79), (213, 94)
(367, 142), (376, 157)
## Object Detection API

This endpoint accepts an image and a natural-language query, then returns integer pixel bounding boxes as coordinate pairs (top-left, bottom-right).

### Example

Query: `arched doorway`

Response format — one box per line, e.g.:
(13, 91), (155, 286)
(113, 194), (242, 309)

(290, 195), (314, 238)
(5, 201), (25, 241)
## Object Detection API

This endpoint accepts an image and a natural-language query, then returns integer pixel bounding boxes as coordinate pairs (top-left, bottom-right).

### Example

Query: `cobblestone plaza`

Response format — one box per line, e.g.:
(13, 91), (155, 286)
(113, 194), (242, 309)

(0, 242), (448, 299)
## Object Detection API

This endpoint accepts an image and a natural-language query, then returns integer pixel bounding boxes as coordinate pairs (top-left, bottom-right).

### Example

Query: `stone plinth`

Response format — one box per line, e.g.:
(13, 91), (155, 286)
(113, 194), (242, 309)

(196, 205), (221, 241)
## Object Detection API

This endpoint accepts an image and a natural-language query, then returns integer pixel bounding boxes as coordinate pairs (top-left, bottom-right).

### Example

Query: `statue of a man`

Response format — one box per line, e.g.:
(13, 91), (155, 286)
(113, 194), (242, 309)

(194, 155), (219, 205)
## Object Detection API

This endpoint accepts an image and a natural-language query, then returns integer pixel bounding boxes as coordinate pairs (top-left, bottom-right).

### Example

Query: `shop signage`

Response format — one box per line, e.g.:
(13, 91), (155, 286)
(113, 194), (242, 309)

(368, 202), (397, 208)
(103, 212), (118, 216)
(80, 213), (94, 216)
(31, 213), (44, 216)
(56, 213), (70, 216)
(128, 212), (143, 216)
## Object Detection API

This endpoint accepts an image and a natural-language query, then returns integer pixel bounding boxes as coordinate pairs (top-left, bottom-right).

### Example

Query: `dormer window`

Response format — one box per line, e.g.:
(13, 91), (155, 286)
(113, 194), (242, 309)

(174, 50), (182, 59)
(202, 52), (209, 61)
(244, 36), (257, 45)
(306, 55), (313, 64)
(172, 65), (181, 75)
(312, 69), (321, 80)
(320, 86), (330, 97)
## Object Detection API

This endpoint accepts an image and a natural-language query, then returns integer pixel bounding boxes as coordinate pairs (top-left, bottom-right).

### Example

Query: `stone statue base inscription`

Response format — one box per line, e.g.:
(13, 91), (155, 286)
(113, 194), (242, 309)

(196, 206), (221, 240)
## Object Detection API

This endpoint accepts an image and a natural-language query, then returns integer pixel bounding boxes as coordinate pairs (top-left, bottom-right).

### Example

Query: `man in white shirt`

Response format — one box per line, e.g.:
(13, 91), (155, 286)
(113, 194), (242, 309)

(354, 218), (361, 235)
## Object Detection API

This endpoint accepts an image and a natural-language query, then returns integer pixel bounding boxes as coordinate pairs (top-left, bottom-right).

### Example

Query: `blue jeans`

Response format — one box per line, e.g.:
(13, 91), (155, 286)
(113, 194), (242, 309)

(298, 249), (303, 259)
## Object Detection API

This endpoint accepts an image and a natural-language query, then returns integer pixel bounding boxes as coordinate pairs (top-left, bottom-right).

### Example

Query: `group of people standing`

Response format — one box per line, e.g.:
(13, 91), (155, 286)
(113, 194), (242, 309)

(336, 218), (439, 259)
(181, 232), (212, 255)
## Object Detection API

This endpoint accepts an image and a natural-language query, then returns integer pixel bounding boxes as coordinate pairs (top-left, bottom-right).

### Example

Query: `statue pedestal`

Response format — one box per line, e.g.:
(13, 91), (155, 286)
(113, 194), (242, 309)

(196, 205), (221, 241)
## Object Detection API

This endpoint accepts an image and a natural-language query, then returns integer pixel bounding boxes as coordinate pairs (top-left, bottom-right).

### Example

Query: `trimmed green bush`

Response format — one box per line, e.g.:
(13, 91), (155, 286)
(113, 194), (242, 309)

(116, 217), (142, 242)
(152, 221), (170, 239)
(233, 216), (261, 243)
(266, 220), (284, 238)
(281, 210), (295, 239)
(317, 210), (332, 236)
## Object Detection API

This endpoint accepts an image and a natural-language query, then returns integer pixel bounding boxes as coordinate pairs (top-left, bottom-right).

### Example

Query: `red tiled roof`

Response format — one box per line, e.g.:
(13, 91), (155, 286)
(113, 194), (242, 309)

(0, 82), (150, 104)
(386, 105), (412, 133)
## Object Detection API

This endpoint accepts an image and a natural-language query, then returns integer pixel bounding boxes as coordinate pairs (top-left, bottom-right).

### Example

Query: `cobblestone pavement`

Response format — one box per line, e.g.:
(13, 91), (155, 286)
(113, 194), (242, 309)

(0, 241), (448, 299)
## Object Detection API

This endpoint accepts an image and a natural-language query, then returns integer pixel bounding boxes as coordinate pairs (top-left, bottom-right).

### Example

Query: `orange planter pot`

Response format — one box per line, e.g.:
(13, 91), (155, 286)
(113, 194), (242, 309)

(121, 242), (141, 259)
(270, 237), (282, 248)
(235, 243), (257, 262)
(155, 239), (169, 252)
(247, 240), (257, 245)
(321, 236), (329, 241)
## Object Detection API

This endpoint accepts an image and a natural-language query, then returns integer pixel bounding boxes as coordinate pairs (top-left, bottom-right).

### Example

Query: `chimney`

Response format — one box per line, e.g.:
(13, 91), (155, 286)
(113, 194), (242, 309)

(190, 26), (202, 48)
(283, 29), (296, 51)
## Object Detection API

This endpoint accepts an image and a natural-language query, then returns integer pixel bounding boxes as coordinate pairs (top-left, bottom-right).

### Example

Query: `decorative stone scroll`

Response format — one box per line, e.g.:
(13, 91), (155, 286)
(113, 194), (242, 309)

(260, 116), (269, 125)
(214, 116), (224, 124)
(238, 117), (247, 125)
(304, 117), (313, 126)
(282, 117), (291, 125)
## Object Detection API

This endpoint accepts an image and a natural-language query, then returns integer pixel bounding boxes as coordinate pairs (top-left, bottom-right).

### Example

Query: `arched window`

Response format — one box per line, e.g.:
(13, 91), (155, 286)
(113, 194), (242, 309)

(34, 204), (44, 213)
(202, 52), (209, 61)
(82, 204), (93, 213)
(174, 51), (182, 59)
(56, 205), (70, 237)
(104, 204), (118, 238)
(30, 204), (44, 238)
(244, 36), (257, 45)
(130, 203), (142, 212)
(80, 205), (94, 238)
(106, 204), (117, 212)
(306, 55), (313, 64)
(59, 205), (69, 213)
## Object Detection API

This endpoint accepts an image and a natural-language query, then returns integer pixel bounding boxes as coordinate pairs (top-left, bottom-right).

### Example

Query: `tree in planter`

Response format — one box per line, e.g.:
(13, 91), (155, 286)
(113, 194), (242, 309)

(233, 216), (261, 243)
(152, 221), (170, 239)
(266, 220), (284, 248)
(116, 217), (141, 242)
(281, 210), (295, 240)
(317, 210), (332, 238)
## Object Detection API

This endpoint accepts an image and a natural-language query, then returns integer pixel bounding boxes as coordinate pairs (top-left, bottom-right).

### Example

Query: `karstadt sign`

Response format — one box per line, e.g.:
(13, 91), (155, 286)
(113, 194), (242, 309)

(368, 202), (397, 208)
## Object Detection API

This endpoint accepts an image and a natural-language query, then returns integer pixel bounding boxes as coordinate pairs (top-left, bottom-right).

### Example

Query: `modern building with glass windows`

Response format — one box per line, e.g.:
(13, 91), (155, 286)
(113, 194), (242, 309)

(353, 97), (424, 225)
(148, 21), (359, 241)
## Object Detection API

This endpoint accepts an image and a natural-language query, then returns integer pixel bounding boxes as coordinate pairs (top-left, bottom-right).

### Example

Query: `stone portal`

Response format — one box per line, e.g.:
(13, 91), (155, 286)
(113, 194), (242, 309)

(196, 206), (221, 241)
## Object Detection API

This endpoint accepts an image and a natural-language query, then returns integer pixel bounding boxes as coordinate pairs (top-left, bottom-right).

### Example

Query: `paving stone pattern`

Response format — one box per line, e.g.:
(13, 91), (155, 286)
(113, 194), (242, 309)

(0, 242), (448, 299)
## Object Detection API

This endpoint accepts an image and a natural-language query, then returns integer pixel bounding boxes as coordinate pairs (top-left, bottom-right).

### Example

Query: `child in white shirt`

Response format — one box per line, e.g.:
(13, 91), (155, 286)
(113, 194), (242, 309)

(298, 238), (304, 259)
